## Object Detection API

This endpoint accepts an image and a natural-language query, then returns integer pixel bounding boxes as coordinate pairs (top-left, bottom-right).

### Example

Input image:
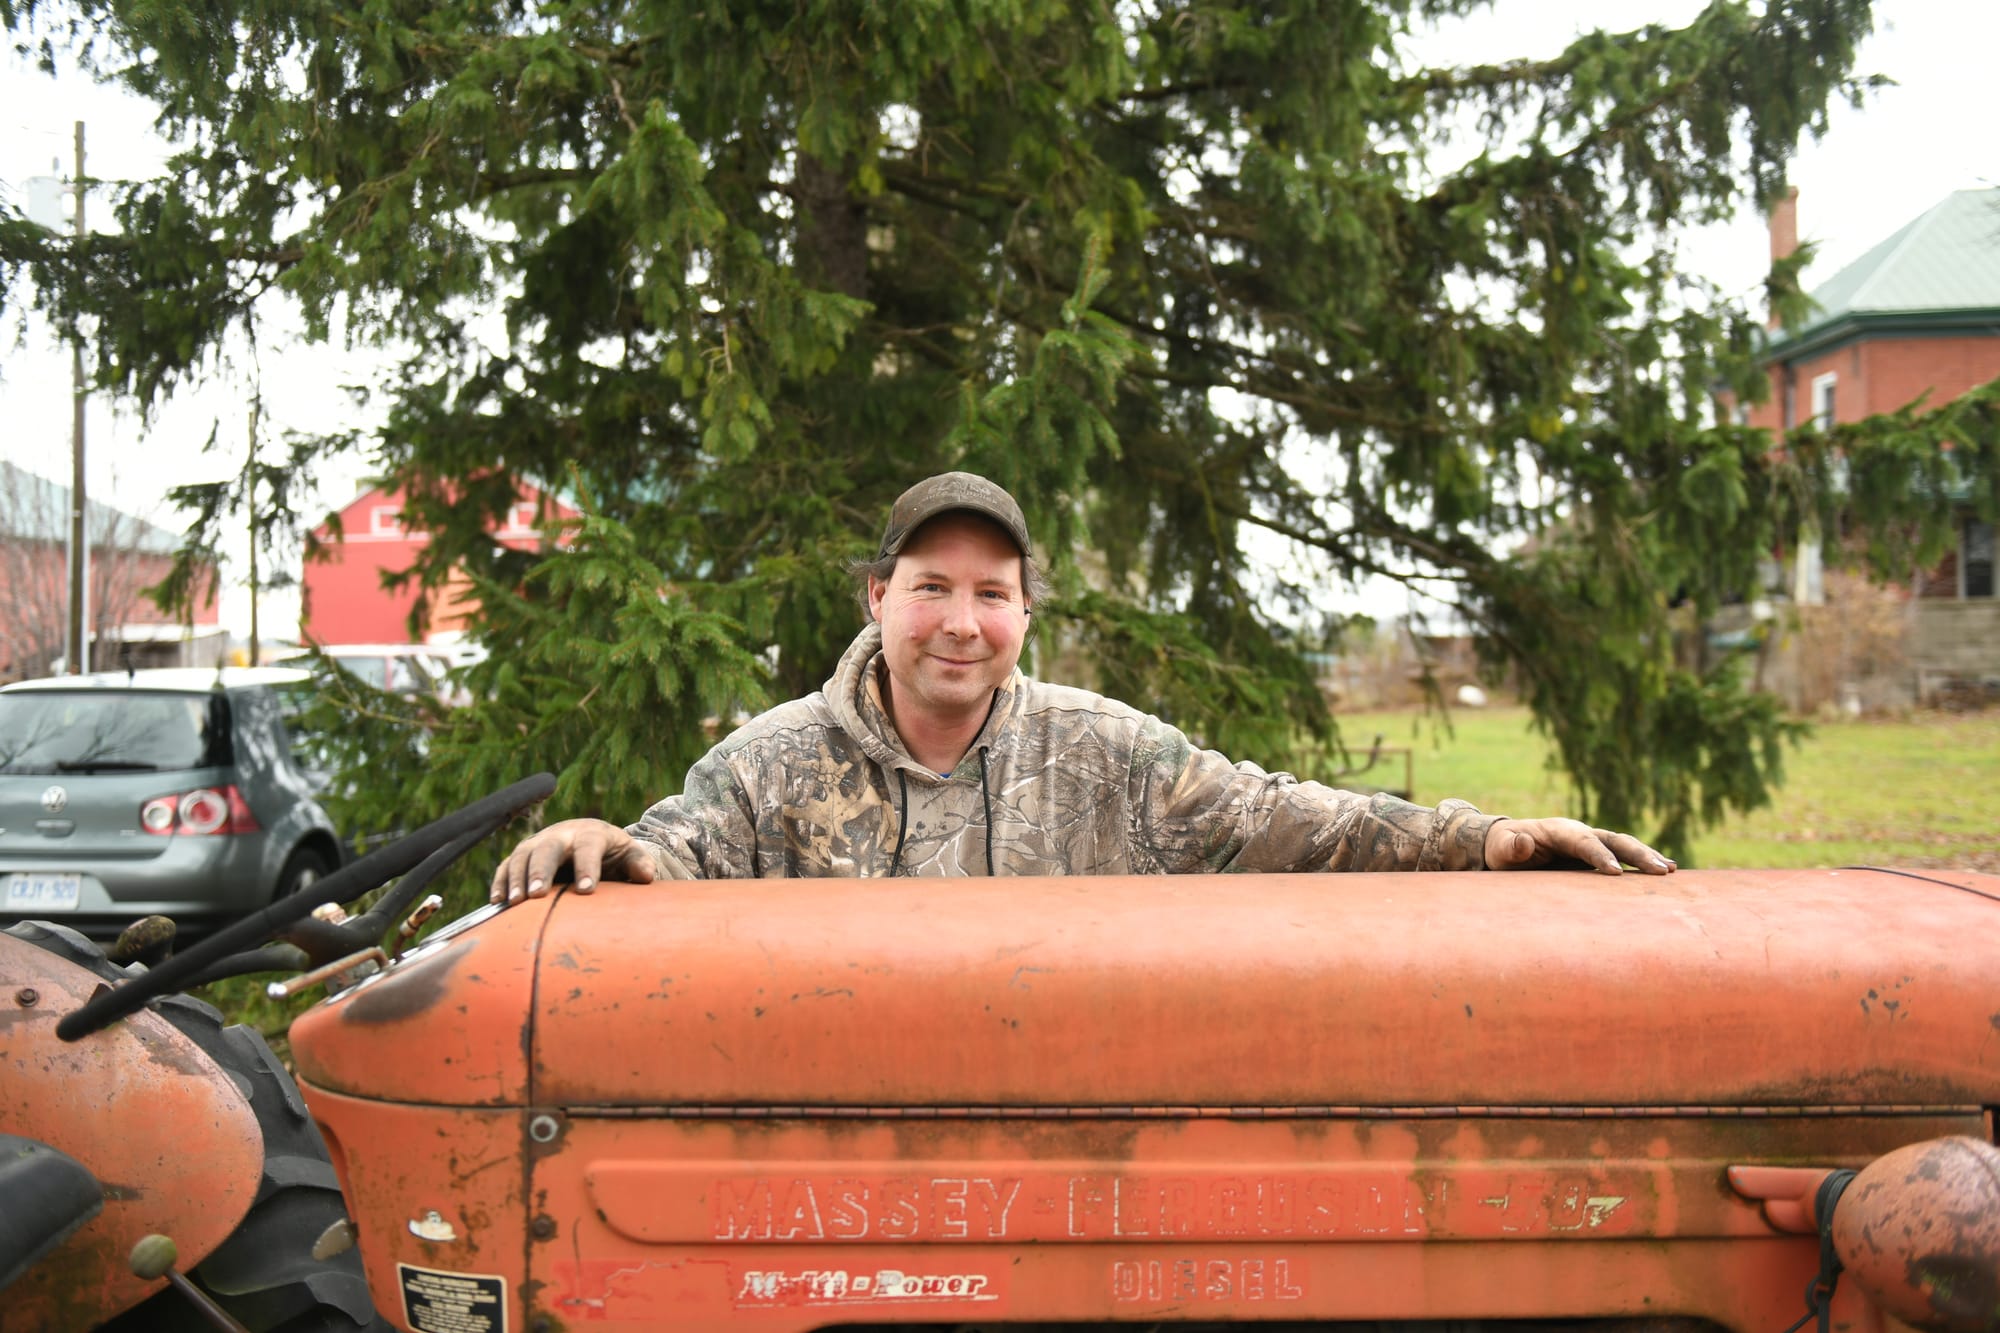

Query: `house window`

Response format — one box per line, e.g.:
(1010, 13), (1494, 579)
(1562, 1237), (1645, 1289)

(1810, 372), (1837, 430)
(1965, 519), (1995, 599)
(502, 501), (538, 534)
(370, 507), (404, 537)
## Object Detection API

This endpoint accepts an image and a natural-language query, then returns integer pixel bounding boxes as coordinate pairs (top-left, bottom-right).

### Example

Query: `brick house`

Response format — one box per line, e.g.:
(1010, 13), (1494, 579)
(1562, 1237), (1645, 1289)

(1744, 188), (2000, 705)
(0, 460), (223, 678)
(299, 483), (578, 646)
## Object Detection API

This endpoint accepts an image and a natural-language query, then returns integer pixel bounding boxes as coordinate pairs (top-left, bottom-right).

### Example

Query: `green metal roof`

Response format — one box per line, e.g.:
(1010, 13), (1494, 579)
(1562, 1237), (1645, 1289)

(1769, 188), (2000, 359)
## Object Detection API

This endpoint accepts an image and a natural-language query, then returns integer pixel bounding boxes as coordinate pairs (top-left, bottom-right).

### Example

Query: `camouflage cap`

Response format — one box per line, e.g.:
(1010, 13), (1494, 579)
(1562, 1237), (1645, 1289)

(877, 472), (1032, 559)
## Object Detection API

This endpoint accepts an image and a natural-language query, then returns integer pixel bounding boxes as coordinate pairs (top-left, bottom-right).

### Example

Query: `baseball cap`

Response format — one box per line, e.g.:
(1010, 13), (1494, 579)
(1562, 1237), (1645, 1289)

(877, 472), (1032, 558)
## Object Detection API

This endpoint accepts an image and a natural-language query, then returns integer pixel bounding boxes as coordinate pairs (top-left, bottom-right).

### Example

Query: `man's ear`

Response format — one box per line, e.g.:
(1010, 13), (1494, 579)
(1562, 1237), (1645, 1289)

(866, 576), (887, 623)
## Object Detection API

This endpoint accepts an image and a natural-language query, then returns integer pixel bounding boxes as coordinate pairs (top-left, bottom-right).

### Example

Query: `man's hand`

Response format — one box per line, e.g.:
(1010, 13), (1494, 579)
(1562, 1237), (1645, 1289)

(1483, 818), (1676, 876)
(488, 818), (660, 906)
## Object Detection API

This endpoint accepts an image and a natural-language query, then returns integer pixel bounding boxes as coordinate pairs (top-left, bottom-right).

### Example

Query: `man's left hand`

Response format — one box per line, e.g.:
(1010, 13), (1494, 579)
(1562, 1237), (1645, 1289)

(1484, 818), (1676, 875)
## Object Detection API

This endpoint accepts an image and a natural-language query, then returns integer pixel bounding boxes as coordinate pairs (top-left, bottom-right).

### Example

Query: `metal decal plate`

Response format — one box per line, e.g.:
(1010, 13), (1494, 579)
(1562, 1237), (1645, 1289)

(734, 1266), (1002, 1309)
(704, 1169), (1630, 1241)
(587, 1163), (1643, 1244)
(398, 1263), (506, 1333)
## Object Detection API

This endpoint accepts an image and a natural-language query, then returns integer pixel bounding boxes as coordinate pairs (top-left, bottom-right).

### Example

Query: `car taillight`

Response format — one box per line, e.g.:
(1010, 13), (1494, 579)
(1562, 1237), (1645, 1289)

(139, 786), (261, 836)
(179, 789), (230, 834)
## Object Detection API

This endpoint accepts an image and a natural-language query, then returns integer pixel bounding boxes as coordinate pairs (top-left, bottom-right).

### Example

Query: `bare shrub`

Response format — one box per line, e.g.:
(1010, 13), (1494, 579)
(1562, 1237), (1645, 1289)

(1791, 568), (1912, 714)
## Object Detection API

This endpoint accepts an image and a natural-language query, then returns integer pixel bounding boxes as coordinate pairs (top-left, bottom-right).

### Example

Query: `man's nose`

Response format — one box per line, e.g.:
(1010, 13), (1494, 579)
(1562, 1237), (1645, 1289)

(940, 591), (982, 638)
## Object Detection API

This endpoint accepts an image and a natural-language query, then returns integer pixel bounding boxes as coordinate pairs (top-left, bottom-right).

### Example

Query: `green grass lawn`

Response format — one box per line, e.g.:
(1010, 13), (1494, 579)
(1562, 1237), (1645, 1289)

(1326, 706), (2000, 872)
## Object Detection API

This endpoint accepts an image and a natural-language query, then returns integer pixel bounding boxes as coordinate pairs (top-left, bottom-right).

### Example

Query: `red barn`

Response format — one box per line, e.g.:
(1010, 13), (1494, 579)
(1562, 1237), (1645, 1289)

(300, 483), (578, 646)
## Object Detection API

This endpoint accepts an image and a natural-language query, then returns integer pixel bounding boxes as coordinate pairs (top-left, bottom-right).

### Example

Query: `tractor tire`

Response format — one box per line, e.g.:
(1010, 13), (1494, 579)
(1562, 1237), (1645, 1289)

(4, 921), (390, 1333)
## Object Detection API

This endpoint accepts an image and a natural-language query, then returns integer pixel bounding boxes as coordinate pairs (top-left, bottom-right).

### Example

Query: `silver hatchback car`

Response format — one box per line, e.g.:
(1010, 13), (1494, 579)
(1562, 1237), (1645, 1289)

(0, 668), (344, 940)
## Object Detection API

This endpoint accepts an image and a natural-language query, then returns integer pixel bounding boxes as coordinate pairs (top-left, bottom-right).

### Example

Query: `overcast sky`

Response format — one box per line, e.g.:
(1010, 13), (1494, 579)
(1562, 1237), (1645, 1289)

(2, 0), (1994, 637)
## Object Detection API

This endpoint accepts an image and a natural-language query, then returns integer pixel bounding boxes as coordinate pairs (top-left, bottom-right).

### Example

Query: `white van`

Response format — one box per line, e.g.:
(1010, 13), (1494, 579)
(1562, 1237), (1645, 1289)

(275, 644), (473, 702)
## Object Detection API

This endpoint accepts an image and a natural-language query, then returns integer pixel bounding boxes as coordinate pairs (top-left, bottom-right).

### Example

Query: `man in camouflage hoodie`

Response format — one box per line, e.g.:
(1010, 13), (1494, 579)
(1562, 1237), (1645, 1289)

(491, 473), (1673, 898)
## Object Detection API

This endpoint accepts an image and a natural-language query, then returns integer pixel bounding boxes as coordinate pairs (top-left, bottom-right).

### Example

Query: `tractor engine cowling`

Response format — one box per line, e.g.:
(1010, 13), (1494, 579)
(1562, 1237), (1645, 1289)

(289, 868), (2000, 1333)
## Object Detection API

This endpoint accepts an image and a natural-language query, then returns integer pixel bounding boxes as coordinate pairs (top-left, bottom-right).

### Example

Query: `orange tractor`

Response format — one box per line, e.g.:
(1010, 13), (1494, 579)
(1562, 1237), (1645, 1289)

(5, 776), (1998, 1331)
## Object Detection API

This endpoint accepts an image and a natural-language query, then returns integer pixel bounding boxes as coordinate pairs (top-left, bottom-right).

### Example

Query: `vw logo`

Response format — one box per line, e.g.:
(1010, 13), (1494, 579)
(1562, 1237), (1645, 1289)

(40, 786), (68, 814)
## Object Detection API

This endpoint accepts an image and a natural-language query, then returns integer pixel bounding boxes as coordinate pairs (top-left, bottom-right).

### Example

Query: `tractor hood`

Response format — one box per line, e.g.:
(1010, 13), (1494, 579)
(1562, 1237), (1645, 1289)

(291, 868), (2000, 1112)
(290, 896), (546, 1106)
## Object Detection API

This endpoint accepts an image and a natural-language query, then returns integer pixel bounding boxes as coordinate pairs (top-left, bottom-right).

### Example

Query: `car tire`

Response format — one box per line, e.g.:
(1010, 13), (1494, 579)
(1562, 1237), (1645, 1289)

(4, 921), (390, 1332)
(274, 845), (333, 902)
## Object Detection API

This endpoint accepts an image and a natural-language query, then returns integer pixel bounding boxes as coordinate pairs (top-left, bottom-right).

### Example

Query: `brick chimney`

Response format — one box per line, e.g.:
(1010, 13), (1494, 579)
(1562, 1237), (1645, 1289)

(1767, 187), (1799, 329)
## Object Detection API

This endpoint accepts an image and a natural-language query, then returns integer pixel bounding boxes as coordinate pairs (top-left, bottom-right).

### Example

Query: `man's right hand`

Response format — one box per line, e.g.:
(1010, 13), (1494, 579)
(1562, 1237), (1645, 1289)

(488, 818), (659, 906)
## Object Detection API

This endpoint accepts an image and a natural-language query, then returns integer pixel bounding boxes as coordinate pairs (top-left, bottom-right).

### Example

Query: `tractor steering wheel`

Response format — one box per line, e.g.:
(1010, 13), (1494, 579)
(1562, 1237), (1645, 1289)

(56, 774), (556, 1042)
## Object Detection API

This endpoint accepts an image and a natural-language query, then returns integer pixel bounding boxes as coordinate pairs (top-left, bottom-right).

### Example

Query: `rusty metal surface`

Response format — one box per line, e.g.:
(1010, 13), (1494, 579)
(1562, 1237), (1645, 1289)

(580, 1114), (1973, 1246)
(569, 1102), (1980, 1120)
(511, 1112), (1944, 1329)
(290, 896), (549, 1106)
(1833, 1136), (2000, 1333)
(276, 868), (2000, 1330)
(296, 1085), (1956, 1328)
(523, 868), (2000, 1109)
(294, 1080), (529, 1333)
(0, 932), (262, 1330)
(534, 1238), (1861, 1329)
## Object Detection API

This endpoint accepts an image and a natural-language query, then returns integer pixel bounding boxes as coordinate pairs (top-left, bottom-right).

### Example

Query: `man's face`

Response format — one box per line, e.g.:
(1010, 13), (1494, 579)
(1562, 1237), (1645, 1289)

(867, 514), (1030, 732)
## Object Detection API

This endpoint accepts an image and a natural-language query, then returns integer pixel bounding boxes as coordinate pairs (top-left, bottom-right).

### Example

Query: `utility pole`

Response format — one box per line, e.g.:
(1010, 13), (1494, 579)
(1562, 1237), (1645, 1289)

(246, 399), (261, 667)
(65, 120), (87, 675)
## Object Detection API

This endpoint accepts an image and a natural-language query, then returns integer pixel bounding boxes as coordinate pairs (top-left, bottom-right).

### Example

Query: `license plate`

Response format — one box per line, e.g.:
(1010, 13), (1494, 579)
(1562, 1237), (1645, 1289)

(4, 872), (82, 911)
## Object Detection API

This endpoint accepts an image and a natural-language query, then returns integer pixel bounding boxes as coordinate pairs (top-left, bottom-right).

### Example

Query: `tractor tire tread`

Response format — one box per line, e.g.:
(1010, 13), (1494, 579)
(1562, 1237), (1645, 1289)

(3, 921), (390, 1332)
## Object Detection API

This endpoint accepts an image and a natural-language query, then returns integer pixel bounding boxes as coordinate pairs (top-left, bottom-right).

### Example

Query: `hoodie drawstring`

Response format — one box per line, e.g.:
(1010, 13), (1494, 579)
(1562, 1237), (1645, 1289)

(978, 748), (996, 877)
(888, 755), (996, 877)
(888, 769), (910, 877)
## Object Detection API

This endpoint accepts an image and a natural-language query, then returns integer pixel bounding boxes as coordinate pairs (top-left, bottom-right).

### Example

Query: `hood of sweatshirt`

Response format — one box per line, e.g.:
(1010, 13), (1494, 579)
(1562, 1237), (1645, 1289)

(824, 621), (1025, 784)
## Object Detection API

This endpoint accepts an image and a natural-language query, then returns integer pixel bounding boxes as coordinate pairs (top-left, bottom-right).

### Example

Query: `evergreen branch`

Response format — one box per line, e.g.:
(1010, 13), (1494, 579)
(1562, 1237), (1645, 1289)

(474, 167), (592, 197)
(1215, 493), (1488, 587)
(1115, 77), (1252, 103)
(571, 33), (667, 68)
(875, 168), (1022, 220)
(1128, 361), (1452, 438)
(1395, 51), (1585, 98)
(877, 324), (972, 373)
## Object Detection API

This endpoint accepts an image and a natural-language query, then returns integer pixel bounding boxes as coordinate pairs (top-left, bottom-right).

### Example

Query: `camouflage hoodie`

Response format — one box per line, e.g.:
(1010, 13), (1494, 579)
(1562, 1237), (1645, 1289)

(628, 623), (1499, 878)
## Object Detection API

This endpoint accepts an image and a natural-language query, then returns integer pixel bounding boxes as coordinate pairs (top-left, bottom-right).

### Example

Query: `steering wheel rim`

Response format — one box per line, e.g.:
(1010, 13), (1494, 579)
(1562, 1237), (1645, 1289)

(56, 773), (556, 1042)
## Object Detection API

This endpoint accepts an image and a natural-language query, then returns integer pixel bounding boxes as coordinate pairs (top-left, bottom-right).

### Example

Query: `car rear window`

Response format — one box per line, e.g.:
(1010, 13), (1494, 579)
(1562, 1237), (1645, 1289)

(0, 690), (231, 774)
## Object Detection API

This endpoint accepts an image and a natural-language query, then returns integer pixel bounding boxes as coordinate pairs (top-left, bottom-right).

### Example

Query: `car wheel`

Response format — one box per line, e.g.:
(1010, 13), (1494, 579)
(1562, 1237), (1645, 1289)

(274, 846), (332, 902)
(4, 921), (390, 1332)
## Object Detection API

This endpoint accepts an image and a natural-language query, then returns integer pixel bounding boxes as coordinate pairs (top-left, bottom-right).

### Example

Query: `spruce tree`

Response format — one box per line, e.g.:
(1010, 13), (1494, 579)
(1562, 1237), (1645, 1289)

(4, 0), (1993, 860)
